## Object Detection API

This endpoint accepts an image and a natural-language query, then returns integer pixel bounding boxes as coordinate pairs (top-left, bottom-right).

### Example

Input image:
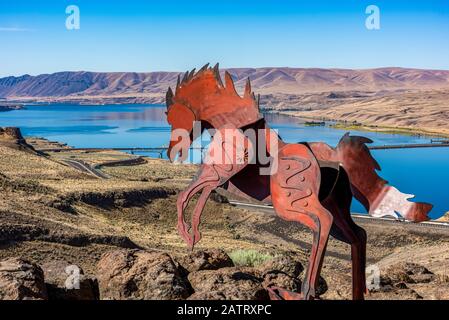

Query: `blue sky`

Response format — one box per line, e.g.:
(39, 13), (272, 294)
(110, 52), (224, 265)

(0, 0), (448, 76)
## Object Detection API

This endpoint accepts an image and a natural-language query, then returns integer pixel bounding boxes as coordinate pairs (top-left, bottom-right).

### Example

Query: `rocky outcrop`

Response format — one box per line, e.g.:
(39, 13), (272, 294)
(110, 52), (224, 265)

(0, 221), (138, 248)
(42, 261), (99, 300)
(256, 255), (304, 294)
(0, 127), (26, 143)
(368, 262), (440, 300)
(96, 250), (191, 300)
(187, 267), (268, 300)
(0, 104), (23, 112)
(257, 255), (303, 278)
(176, 249), (234, 274)
(0, 250), (326, 300)
(384, 262), (435, 285)
(71, 188), (175, 209)
(0, 127), (36, 153)
(95, 249), (325, 300)
(0, 258), (48, 300)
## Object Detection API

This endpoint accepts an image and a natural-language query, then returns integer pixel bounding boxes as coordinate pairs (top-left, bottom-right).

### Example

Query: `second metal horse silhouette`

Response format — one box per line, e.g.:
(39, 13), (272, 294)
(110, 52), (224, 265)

(165, 63), (432, 300)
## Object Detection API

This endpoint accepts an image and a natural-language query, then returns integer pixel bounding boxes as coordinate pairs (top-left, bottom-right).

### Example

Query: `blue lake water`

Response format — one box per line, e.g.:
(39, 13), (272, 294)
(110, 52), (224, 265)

(0, 104), (448, 219)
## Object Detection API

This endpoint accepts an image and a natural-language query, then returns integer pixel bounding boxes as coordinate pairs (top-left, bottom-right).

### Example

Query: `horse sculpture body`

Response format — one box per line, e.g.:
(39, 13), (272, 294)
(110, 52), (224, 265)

(165, 63), (433, 300)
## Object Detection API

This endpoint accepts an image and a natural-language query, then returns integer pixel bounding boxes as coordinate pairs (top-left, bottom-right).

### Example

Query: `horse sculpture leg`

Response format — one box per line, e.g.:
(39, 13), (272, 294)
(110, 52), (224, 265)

(322, 167), (367, 300)
(269, 144), (333, 300)
(176, 127), (252, 249)
(176, 167), (219, 248)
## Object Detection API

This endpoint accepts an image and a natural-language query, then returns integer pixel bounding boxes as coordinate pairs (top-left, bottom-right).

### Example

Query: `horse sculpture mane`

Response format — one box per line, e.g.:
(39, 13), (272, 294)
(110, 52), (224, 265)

(166, 63), (262, 129)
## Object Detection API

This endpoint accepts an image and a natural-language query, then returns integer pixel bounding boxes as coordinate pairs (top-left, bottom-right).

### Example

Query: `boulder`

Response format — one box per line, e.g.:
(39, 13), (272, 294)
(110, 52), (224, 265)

(262, 272), (301, 292)
(176, 249), (234, 274)
(0, 258), (48, 300)
(0, 127), (36, 153)
(257, 255), (329, 296)
(187, 267), (268, 300)
(96, 250), (191, 300)
(257, 255), (303, 278)
(368, 288), (423, 300)
(384, 262), (435, 285)
(41, 261), (99, 300)
(400, 262), (433, 276)
(209, 191), (229, 203)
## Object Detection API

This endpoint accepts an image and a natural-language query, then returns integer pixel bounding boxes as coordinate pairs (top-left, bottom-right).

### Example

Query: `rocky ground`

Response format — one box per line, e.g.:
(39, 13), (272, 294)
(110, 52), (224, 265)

(1, 128), (449, 300)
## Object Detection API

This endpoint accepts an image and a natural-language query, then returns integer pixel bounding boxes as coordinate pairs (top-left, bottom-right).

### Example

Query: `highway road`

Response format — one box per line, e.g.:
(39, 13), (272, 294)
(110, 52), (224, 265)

(229, 200), (449, 231)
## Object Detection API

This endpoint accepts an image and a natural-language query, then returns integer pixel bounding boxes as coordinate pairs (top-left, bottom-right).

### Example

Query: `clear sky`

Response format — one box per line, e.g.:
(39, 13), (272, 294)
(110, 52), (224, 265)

(0, 0), (448, 77)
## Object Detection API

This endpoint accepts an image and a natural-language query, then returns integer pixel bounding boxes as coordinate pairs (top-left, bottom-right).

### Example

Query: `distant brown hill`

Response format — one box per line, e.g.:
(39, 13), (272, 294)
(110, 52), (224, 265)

(1, 67), (449, 102)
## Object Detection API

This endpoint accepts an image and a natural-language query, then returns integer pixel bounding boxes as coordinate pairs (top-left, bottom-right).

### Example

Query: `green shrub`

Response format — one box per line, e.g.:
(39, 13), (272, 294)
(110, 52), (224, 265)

(228, 249), (274, 267)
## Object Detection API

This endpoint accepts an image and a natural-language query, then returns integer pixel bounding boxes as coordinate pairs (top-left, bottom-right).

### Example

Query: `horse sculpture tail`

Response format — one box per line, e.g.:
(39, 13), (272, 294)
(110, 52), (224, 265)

(310, 133), (432, 222)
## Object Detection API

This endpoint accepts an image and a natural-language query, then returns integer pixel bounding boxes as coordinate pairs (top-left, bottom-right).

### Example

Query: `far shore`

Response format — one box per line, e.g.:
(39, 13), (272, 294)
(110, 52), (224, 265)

(0, 104), (24, 112)
(274, 111), (449, 139)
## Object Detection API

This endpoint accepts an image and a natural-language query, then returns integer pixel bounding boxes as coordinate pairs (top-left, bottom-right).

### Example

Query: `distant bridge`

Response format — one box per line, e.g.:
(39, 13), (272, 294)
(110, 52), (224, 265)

(369, 142), (449, 150)
(39, 147), (204, 158)
(39, 142), (449, 157)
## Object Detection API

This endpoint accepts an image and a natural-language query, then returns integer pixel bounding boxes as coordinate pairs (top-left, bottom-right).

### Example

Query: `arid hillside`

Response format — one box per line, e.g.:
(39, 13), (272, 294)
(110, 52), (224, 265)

(275, 89), (449, 136)
(2, 67), (449, 102)
(1, 133), (449, 300)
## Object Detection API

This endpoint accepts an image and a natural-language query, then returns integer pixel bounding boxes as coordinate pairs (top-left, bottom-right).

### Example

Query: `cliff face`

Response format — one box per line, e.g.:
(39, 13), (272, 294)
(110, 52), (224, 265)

(0, 127), (36, 153)
(1, 68), (449, 100)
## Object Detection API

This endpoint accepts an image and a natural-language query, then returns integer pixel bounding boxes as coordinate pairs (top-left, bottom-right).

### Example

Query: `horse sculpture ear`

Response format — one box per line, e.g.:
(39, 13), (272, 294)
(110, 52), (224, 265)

(176, 75), (181, 91)
(244, 77), (252, 99)
(224, 71), (237, 95)
(166, 87), (174, 108)
(199, 63), (209, 73)
(213, 63), (224, 87)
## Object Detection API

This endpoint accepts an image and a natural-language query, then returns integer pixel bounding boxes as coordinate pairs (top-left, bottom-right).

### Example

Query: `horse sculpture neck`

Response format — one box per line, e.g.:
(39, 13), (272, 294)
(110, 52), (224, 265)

(198, 105), (262, 130)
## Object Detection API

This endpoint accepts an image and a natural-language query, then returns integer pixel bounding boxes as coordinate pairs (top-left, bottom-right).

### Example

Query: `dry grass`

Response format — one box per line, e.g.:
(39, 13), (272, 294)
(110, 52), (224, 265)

(102, 158), (197, 182)
(2, 141), (449, 300)
(281, 89), (449, 137)
(0, 145), (91, 181)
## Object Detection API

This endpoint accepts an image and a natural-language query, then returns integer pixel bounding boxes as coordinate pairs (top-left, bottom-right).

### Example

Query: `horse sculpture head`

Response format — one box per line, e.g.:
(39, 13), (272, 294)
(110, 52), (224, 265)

(165, 63), (261, 162)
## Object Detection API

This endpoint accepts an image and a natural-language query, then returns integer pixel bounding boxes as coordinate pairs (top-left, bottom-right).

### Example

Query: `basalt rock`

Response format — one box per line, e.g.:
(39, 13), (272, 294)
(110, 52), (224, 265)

(257, 255), (328, 296)
(96, 249), (191, 300)
(262, 272), (301, 293)
(384, 262), (435, 285)
(257, 255), (304, 278)
(0, 257), (48, 300)
(0, 127), (36, 153)
(176, 249), (234, 274)
(187, 267), (268, 300)
(41, 261), (99, 300)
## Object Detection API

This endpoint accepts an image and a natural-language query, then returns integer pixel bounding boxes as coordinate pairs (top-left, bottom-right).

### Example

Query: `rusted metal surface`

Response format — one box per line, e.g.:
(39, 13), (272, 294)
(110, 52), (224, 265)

(309, 135), (432, 222)
(165, 64), (432, 300)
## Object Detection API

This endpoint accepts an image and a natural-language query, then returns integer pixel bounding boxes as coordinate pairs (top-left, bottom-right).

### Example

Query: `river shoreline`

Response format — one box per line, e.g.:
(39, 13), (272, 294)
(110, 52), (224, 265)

(273, 111), (449, 139)
(5, 99), (449, 138)
(0, 104), (24, 112)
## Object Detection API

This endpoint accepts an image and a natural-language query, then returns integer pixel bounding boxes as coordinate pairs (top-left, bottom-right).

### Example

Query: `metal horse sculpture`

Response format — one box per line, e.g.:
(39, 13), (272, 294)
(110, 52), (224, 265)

(165, 64), (433, 300)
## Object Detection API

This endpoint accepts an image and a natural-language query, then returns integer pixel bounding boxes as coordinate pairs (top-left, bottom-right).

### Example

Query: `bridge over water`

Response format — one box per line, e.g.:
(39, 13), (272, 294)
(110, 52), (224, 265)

(39, 141), (449, 157)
